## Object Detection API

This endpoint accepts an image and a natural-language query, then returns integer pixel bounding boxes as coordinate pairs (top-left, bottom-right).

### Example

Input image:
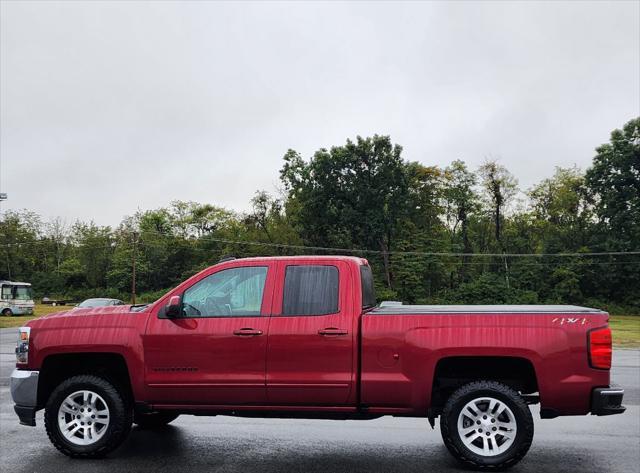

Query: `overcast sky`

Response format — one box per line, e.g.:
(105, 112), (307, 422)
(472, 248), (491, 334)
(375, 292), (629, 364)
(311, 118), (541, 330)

(1, 1), (639, 227)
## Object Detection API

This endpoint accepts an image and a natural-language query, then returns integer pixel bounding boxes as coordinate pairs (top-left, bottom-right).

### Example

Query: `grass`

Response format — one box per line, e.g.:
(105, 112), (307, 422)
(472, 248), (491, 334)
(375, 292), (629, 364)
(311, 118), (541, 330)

(0, 303), (71, 329)
(2, 306), (639, 348)
(609, 315), (640, 348)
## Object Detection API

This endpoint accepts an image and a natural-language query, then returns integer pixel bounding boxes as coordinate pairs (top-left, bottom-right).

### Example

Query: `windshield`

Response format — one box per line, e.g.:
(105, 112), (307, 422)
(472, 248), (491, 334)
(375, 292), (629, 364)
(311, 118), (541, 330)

(1, 285), (33, 301)
(14, 286), (34, 300)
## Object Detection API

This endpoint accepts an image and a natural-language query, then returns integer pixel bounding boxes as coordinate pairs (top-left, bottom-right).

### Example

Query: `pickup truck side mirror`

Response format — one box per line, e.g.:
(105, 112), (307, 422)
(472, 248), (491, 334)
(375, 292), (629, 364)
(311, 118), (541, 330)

(165, 295), (182, 318)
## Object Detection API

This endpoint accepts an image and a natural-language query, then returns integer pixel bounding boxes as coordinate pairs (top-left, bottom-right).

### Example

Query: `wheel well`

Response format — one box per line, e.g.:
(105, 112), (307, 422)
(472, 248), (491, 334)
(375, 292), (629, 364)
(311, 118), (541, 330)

(38, 353), (133, 407)
(430, 356), (538, 413)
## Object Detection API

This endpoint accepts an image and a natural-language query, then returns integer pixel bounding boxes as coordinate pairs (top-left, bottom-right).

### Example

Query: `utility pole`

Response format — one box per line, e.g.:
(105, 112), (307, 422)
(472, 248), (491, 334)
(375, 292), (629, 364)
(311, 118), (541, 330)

(1, 194), (9, 278)
(131, 231), (138, 305)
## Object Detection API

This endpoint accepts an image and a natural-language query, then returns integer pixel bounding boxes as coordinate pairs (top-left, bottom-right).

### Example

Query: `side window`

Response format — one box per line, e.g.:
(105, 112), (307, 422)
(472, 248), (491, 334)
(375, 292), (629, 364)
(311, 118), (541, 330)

(182, 266), (268, 317)
(282, 265), (339, 316)
(360, 265), (376, 309)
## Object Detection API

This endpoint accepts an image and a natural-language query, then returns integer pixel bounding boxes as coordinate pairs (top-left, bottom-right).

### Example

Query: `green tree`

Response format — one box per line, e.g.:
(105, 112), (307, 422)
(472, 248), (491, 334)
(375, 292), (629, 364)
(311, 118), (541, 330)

(0, 120), (638, 313)
(478, 160), (518, 287)
(169, 201), (234, 238)
(584, 117), (640, 306)
(443, 160), (479, 282)
(529, 166), (591, 251)
(585, 117), (640, 249)
(244, 191), (302, 255)
(0, 210), (43, 280)
(280, 135), (410, 288)
(478, 160), (518, 246)
(71, 222), (114, 289)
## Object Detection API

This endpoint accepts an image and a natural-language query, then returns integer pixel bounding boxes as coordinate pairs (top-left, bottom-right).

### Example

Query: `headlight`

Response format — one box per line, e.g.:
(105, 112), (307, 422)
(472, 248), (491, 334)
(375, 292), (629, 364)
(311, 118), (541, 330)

(15, 327), (30, 364)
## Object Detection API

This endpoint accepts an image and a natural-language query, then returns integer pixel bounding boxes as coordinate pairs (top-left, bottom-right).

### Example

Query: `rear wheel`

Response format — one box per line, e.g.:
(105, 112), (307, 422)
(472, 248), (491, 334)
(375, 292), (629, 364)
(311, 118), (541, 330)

(134, 411), (179, 429)
(440, 380), (534, 470)
(2, 308), (12, 317)
(44, 375), (132, 458)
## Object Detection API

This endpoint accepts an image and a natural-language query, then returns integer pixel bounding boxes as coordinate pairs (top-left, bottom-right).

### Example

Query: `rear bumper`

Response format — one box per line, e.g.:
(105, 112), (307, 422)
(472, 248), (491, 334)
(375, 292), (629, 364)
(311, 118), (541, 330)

(591, 387), (625, 416)
(10, 369), (39, 426)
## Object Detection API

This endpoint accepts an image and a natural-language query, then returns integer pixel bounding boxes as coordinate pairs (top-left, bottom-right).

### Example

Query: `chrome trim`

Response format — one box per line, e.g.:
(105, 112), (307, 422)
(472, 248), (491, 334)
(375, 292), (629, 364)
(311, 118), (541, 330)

(10, 369), (39, 407)
(371, 304), (606, 315)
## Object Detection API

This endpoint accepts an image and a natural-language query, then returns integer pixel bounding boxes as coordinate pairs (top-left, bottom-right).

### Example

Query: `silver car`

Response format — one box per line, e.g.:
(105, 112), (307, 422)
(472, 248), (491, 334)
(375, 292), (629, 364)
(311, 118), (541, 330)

(76, 298), (126, 308)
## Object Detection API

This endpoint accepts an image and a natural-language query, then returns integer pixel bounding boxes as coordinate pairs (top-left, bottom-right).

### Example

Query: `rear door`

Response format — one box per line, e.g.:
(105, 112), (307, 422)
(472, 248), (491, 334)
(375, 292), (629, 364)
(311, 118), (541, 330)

(144, 261), (275, 405)
(266, 260), (356, 405)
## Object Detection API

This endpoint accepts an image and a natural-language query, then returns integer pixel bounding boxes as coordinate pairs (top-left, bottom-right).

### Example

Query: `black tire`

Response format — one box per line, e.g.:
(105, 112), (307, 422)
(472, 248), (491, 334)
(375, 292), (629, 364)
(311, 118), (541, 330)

(440, 380), (534, 470)
(44, 374), (133, 458)
(134, 411), (179, 429)
(2, 308), (12, 317)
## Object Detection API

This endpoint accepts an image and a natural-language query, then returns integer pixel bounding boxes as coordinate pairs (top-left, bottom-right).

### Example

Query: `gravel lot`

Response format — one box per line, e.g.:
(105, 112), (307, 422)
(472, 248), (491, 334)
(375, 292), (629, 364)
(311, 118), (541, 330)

(0, 327), (638, 473)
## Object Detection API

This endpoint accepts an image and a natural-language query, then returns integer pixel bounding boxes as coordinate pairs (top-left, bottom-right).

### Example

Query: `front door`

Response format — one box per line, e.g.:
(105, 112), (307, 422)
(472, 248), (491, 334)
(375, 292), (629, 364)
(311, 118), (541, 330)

(266, 261), (356, 405)
(144, 262), (275, 405)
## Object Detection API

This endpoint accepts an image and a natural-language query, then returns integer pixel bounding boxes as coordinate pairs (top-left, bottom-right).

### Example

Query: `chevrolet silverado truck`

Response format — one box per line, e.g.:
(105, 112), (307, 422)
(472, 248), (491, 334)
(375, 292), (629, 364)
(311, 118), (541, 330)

(10, 256), (625, 469)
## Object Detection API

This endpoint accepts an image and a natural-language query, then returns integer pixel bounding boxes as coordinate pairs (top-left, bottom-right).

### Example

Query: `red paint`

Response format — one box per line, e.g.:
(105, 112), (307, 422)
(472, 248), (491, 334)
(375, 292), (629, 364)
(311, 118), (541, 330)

(22, 255), (612, 418)
(266, 260), (357, 405)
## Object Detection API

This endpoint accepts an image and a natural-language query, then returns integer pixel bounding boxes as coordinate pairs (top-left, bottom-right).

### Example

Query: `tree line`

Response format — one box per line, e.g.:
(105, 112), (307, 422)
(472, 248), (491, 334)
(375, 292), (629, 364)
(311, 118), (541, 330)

(1, 117), (638, 314)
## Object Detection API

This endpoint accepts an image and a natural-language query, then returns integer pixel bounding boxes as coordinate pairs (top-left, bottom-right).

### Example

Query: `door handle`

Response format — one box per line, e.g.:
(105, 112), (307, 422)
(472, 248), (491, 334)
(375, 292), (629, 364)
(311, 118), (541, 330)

(318, 328), (348, 336)
(233, 328), (263, 336)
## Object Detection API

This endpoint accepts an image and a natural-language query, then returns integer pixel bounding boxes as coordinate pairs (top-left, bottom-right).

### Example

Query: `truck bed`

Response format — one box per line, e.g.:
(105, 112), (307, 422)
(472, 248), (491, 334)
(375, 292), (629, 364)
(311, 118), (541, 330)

(360, 304), (610, 416)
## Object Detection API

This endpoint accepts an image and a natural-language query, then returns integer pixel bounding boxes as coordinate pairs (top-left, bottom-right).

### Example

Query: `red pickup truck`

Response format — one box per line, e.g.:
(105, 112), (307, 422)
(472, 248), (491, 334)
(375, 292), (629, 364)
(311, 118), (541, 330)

(11, 256), (625, 470)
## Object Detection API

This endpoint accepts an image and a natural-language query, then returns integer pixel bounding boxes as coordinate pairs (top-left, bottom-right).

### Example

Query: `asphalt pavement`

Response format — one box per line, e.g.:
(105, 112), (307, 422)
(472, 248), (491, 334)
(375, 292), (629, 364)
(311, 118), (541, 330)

(0, 327), (638, 473)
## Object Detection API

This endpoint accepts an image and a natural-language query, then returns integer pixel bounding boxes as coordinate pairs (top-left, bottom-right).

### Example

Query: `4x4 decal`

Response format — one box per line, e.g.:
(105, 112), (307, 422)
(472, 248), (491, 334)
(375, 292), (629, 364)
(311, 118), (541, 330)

(552, 317), (588, 325)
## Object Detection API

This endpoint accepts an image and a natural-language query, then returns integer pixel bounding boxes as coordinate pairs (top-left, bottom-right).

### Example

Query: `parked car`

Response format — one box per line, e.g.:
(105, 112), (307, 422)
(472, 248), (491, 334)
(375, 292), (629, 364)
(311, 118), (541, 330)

(10, 256), (625, 469)
(75, 298), (125, 308)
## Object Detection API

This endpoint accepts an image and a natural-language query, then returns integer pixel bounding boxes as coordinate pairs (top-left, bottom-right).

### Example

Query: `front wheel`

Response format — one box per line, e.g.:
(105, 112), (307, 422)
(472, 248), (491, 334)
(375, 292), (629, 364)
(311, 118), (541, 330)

(44, 375), (132, 458)
(440, 380), (534, 470)
(2, 308), (12, 317)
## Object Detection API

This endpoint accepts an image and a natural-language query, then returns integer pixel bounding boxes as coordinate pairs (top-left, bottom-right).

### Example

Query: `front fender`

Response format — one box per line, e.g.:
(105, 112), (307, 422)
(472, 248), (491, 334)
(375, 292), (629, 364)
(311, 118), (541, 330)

(27, 312), (148, 401)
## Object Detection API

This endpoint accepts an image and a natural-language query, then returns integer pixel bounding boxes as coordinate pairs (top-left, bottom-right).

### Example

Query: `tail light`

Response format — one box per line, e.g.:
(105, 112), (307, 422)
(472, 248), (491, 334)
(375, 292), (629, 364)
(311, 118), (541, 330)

(589, 327), (612, 369)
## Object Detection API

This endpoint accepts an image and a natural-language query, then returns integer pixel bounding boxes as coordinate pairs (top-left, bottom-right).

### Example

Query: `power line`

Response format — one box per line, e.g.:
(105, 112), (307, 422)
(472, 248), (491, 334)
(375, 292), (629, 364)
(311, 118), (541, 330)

(124, 232), (640, 257)
(1, 234), (639, 258)
(129, 229), (640, 257)
(133, 241), (640, 263)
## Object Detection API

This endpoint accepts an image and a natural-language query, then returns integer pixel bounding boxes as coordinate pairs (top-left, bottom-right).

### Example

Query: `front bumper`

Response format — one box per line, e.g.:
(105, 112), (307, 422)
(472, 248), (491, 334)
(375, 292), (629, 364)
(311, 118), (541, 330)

(10, 369), (39, 426)
(591, 387), (625, 416)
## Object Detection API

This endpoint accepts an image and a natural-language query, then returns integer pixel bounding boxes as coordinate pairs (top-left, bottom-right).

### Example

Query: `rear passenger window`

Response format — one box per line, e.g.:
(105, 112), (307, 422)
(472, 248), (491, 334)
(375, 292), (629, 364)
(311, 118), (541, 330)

(282, 265), (339, 316)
